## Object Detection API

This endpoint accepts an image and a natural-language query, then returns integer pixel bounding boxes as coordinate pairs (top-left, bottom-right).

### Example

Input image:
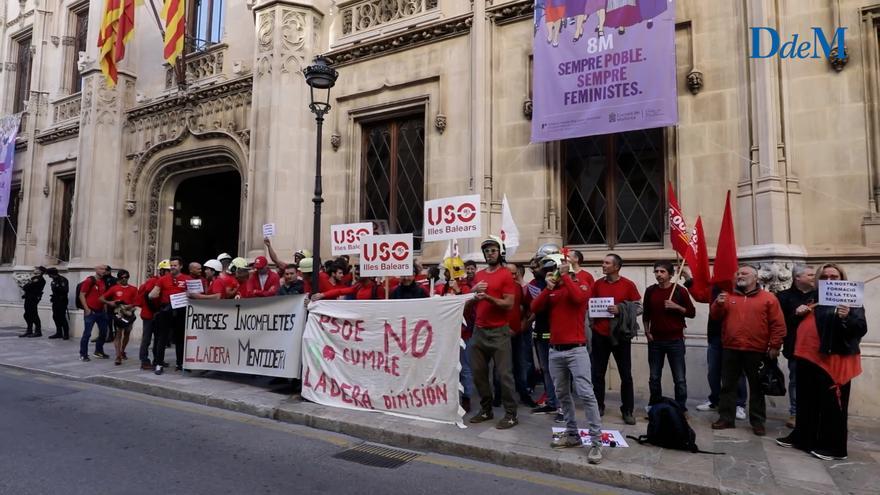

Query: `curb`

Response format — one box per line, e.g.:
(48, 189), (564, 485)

(0, 362), (722, 495)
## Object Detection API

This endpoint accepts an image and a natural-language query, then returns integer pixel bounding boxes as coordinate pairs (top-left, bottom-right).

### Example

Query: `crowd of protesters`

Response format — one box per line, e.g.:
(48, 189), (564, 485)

(16, 236), (867, 465)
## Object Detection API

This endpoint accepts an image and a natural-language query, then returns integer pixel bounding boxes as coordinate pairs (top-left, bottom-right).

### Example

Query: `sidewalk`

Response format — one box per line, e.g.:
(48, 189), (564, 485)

(2, 326), (878, 495)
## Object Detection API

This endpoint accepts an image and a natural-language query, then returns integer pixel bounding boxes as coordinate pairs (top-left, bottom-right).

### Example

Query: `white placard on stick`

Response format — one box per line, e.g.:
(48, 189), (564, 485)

(359, 234), (413, 277)
(262, 223), (276, 237)
(185, 279), (204, 294)
(331, 222), (374, 255)
(588, 297), (615, 318)
(818, 280), (863, 308)
(170, 292), (189, 309)
(423, 194), (481, 242)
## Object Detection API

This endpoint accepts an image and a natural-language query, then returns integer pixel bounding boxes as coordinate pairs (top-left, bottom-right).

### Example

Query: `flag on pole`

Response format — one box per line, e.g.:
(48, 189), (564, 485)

(689, 215), (712, 303)
(667, 182), (695, 266)
(500, 195), (520, 257)
(0, 114), (22, 217)
(97, 0), (136, 86)
(711, 191), (738, 293)
(162, 0), (186, 65)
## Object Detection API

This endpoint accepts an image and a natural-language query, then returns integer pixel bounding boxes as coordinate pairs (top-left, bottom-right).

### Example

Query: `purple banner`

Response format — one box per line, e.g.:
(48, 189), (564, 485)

(0, 114), (22, 217)
(531, 0), (678, 142)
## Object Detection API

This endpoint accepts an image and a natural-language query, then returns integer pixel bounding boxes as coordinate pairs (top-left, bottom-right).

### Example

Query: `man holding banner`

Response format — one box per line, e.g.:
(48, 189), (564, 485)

(468, 237), (518, 429)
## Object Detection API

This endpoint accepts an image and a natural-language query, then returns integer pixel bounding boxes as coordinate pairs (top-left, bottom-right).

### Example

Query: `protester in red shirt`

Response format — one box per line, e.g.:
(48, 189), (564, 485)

(468, 237), (518, 429)
(78, 265), (110, 361)
(503, 263), (537, 408)
(642, 260), (696, 411)
(314, 276), (386, 300)
(246, 256), (281, 297)
(588, 253), (642, 424)
(148, 256), (191, 374)
(100, 269), (139, 365)
(137, 260), (167, 369)
(234, 265), (256, 299)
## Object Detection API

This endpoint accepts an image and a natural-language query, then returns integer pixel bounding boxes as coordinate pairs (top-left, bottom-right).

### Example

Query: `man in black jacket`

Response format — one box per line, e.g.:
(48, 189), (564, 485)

(390, 270), (428, 299)
(775, 264), (817, 428)
(20, 267), (46, 337)
(46, 268), (70, 339)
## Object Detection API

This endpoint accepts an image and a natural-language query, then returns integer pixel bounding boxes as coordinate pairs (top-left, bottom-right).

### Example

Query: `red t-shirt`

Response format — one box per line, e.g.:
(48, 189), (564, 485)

(236, 279), (255, 298)
(318, 272), (334, 293)
(214, 273), (238, 299)
(574, 270), (595, 292)
(530, 274), (590, 345)
(322, 281), (386, 300)
(138, 277), (158, 320)
(156, 273), (192, 305)
(102, 284), (138, 306)
(508, 282), (525, 334)
(472, 267), (516, 329)
(589, 276), (641, 337)
(80, 276), (107, 312)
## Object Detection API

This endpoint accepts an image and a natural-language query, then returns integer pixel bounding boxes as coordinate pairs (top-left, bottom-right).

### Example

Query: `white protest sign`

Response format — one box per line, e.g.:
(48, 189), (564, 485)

(331, 222), (374, 255)
(262, 223), (276, 237)
(423, 194), (481, 242)
(185, 279), (204, 294)
(551, 427), (629, 448)
(589, 297), (615, 318)
(184, 295), (307, 378)
(302, 295), (472, 425)
(170, 292), (189, 309)
(818, 280), (863, 308)
(359, 234), (413, 277)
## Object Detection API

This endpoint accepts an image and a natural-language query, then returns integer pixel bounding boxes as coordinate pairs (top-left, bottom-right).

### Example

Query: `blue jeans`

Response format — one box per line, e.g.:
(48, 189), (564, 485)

(534, 338), (557, 408)
(549, 346), (602, 445)
(80, 310), (108, 357)
(707, 332), (746, 407)
(648, 338), (688, 409)
(460, 337), (475, 399)
(787, 358), (797, 415)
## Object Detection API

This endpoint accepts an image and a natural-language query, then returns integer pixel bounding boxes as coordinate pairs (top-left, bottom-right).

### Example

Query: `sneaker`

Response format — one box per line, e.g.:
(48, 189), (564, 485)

(587, 445), (603, 464)
(94, 351), (110, 359)
(696, 401), (716, 412)
(785, 415), (796, 429)
(736, 406), (747, 420)
(622, 413), (636, 425)
(551, 433), (582, 448)
(469, 410), (494, 424)
(154, 365), (164, 375)
(776, 436), (795, 448)
(495, 415), (518, 429)
(79, 355), (90, 362)
(810, 449), (847, 461)
(554, 410), (565, 423)
(531, 404), (556, 414)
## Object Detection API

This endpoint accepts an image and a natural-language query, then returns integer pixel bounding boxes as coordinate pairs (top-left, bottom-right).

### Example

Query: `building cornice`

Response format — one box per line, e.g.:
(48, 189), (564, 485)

(125, 75), (253, 120)
(35, 123), (80, 144)
(487, 0), (534, 26)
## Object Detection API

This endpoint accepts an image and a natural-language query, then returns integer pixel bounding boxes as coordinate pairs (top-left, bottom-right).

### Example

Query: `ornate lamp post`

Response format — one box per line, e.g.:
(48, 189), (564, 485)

(303, 56), (338, 293)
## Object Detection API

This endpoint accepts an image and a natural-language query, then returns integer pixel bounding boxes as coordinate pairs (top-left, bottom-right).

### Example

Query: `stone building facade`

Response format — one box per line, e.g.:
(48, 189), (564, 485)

(0, 0), (877, 415)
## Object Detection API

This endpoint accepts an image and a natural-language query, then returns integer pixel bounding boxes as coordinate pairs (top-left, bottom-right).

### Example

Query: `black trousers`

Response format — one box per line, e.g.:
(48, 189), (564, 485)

(789, 359), (851, 457)
(590, 333), (634, 414)
(719, 349), (765, 425)
(156, 308), (186, 368)
(23, 300), (41, 333)
(51, 303), (69, 338)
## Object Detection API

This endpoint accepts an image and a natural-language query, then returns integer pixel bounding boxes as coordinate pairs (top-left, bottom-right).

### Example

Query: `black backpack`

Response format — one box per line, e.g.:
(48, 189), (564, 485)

(628, 398), (723, 455)
(74, 276), (97, 310)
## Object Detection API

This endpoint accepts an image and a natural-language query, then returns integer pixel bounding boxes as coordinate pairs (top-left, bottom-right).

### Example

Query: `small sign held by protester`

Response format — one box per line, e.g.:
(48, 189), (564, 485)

(185, 279), (204, 294)
(170, 292), (189, 309)
(818, 280), (863, 308)
(262, 223), (276, 237)
(589, 297), (615, 318)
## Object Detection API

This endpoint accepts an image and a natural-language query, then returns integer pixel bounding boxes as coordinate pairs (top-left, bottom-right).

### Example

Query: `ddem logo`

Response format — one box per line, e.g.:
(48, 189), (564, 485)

(749, 27), (845, 59)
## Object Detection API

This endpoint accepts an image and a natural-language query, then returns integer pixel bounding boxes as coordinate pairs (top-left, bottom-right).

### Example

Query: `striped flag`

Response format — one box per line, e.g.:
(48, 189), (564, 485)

(97, 0), (136, 86)
(162, 0), (186, 65)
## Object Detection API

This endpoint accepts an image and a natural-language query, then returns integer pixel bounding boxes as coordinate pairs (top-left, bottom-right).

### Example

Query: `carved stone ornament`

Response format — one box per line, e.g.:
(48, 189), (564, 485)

(434, 113), (447, 134)
(50, 36), (59, 46)
(757, 261), (793, 293)
(77, 52), (95, 73)
(330, 133), (341, 151)
(687, 69), (703, 95)
(829, 44), (849, 72)
(125, 200), (136, 215)
(523, 97), (533, 120)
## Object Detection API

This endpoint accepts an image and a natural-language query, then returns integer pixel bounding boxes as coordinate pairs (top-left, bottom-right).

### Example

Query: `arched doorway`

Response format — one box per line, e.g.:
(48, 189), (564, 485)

(170, 170), (241, 265)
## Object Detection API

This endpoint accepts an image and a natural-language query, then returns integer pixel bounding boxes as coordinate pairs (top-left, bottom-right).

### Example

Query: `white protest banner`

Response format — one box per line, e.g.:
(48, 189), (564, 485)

(185, 279), (204, 294)
(423, 194), (481, 242)
(170, 292), (189, 309)
(184, 295), (307, 378)
(331, 222), (374, 255)
(500, 195), (520, 257)
(359, 234), (413, 277)
(262, 223), (276, 237)
(302, 295), (472, 425)
(818, 280), (864, 308)
(589, 297), (615, 318)
(551, 428), (629, 448)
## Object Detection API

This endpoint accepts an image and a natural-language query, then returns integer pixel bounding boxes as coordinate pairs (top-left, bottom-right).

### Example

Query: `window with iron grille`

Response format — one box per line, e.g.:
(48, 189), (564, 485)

(361, 114), (425, 250)
(13, 34), (33, 113)
(71, 9), (89, 93)
(189, 0), (224, 52)
(564, 128), (665, 248)
(1, 187), (21, 264)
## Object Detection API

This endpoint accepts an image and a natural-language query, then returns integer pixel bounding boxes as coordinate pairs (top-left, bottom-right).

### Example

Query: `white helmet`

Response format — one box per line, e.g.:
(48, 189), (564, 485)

(203, 259), (223, 273)
(535, 243), (561, 258)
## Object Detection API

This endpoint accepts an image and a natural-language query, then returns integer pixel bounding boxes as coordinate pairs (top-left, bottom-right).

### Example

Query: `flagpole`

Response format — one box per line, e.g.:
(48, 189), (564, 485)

(146, 0), (166, 37)
(669, 256), (687, 301)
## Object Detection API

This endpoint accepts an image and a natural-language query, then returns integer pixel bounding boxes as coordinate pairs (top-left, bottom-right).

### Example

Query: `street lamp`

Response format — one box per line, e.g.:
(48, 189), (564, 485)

(303, 55), (338, 293)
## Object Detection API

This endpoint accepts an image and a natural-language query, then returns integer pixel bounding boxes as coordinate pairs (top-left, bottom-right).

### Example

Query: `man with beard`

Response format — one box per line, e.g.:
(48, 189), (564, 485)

(710, 264), (786, 436)
(775, 264), (817, 429)
(468, 237), (518, 429)
(148, 256), (192, 374)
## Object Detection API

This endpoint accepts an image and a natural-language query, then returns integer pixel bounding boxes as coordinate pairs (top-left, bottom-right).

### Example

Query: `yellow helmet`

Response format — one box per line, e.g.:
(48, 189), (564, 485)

(230, 257), (248, 272)
(157, 259), (171, 270)
(298, 257), (314, 273)
(295, 249), (313, 258)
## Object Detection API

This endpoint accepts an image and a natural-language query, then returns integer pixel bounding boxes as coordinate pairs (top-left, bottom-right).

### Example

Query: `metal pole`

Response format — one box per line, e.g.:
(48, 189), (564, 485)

(311, 113), (324, 294)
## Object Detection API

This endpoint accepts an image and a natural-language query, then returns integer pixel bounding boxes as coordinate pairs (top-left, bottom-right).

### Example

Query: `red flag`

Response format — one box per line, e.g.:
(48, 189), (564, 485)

(667, 182), (695, 265)
(711, 191), (738, 293)
(689, 216), (712, 303)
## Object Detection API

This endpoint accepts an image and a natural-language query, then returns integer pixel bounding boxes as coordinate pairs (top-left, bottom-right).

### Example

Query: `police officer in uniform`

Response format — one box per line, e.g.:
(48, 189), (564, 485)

(19, 266), (46, 337)
(47, 268), (70, 340)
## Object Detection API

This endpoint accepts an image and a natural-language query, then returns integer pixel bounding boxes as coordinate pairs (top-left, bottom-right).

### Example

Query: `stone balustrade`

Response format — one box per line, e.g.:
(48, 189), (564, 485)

(165, 43), (227, 89)
(51, 93), (82, 124)
(339, 0), (439, 37)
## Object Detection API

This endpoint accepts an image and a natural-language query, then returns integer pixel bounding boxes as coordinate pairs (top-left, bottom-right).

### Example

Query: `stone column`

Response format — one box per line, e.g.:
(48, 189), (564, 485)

(247, 0), (326, 259)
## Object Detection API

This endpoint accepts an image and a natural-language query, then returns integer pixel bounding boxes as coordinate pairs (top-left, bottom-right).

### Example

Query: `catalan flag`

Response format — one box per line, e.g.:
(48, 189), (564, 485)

(97, 0), (136, 87)
(162, 0), (186, 65)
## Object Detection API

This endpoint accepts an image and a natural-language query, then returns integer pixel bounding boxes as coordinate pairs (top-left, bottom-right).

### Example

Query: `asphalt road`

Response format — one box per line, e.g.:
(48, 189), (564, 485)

(0, 368), (646, 495)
